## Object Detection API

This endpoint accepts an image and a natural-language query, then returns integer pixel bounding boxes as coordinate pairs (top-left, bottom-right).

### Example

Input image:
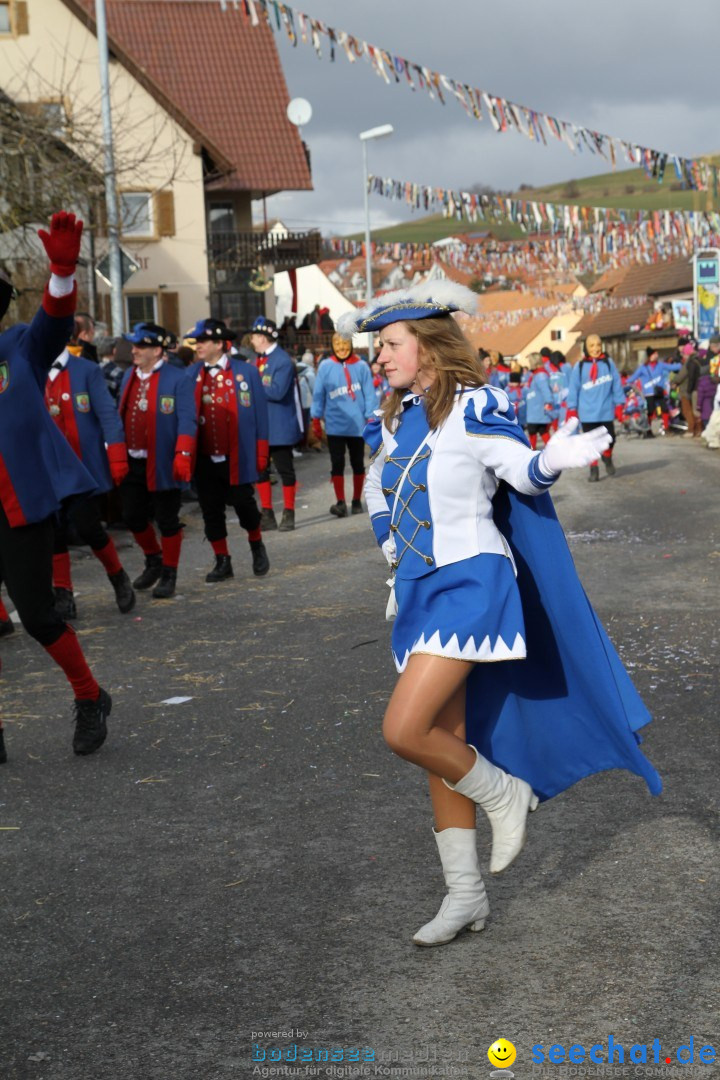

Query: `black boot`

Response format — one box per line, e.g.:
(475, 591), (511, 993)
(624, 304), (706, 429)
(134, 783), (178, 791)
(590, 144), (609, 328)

(329, 500), (348, 518)
(206, 555), (234, 583)
(0, 617), (15, 638)
(152, 567), (177, 599)
(260, 507), (278, 531)
(72, 687), (112, 756)
(589, 465), (600, 482)
(54, 587), (77, 621)
(351, 499), (365, 515)
(250, 541), (270, 577)
(603, 456), (617, 477)
(133, 553), (163, 590)
(278, 509), (295, 532)
(108, 569), (136, 613)
(0, 728), (6, 764)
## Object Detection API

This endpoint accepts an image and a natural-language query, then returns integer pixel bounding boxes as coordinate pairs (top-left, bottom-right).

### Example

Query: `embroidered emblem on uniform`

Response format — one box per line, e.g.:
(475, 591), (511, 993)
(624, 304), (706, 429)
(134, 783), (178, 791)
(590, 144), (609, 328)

(239, 390), (251, 407)
(62, 392), (71, 401)
(262, 375), (272, 386)
(235, 374), (243, 383)
(159, 396), (175, 414)
(0, 362), (8, 394)
(75, 393), (90, 412)
(225, 378), (233, 387)
(240, 381), (248, 391)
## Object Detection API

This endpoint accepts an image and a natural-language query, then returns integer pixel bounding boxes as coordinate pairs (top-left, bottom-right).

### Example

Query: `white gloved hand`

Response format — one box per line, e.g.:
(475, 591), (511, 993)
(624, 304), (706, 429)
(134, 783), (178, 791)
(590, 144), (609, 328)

(381, 536), (396, 567)
(539, 417), (613, 475)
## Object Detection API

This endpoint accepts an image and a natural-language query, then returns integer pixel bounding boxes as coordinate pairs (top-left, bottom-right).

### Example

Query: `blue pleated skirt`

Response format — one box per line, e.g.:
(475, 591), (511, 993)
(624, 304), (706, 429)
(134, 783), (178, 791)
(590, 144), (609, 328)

(391, 553), (526, 673)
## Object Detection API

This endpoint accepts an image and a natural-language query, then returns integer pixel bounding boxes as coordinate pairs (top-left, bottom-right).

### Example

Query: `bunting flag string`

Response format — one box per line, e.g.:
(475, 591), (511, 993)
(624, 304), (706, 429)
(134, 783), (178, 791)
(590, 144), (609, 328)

(219, 0), (715, 190)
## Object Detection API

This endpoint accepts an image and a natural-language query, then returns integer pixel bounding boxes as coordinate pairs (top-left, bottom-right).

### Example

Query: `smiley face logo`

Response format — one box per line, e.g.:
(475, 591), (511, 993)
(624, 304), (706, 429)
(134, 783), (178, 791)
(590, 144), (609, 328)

(487, 1039), (516, 1069)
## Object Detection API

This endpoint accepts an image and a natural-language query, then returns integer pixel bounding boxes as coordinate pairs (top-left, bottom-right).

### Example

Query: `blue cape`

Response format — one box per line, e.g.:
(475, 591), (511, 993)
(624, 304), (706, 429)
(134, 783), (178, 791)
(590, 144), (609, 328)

(466, 486), (662, 801)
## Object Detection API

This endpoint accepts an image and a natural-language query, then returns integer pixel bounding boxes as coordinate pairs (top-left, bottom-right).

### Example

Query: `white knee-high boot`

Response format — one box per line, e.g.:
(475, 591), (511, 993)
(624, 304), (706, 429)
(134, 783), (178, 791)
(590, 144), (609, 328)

(412, 827), (490, 947)
(443, 745), (539, 873)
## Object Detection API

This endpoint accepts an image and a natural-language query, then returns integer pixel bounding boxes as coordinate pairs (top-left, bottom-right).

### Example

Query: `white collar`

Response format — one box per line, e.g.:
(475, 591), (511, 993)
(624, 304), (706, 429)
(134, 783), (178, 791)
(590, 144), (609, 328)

(264, 342), (278, 357)
(136, 359), (164, 381)
(205, 354), (229, 371)
(53, 349), (70, 369)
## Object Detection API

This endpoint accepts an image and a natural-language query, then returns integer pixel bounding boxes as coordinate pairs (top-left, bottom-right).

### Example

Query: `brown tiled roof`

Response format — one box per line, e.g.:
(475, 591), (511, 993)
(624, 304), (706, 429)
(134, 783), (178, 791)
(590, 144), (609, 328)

(62, 0), (312, 195)
(457, 313), (552, 357)
(572, 303), (653, 339)
(611, 257), (692, 298)
(588, 266), (629, 294)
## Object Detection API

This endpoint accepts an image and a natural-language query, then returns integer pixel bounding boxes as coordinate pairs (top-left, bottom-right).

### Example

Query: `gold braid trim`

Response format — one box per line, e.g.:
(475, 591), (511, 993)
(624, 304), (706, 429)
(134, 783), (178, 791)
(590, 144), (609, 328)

(358, 301), (451, 332)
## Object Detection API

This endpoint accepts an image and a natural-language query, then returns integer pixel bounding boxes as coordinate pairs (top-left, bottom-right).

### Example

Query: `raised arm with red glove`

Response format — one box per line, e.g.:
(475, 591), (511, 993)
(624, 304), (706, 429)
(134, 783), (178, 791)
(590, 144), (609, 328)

(38, 212), (84, 278)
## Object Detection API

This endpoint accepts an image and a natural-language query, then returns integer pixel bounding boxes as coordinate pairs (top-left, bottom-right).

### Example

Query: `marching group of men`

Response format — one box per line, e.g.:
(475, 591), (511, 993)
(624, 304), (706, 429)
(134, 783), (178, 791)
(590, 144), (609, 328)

(0, 211), (377, 765)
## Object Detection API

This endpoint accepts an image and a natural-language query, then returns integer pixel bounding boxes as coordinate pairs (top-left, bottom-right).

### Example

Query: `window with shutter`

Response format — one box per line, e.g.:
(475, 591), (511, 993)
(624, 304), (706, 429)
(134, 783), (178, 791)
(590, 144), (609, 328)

(159, 291), (179, 336)
(14, 0), (28, 33)
(155, 190), (176, 238)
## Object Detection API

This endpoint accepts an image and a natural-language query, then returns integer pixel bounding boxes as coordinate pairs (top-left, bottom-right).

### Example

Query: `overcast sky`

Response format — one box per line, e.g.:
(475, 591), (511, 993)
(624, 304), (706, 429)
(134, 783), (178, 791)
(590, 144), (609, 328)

(252, 0), (719, 235)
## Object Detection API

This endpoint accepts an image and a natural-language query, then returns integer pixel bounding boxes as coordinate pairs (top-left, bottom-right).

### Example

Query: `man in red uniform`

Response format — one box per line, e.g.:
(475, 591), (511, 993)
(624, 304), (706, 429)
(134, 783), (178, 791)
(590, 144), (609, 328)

(0, 213), (111, 762)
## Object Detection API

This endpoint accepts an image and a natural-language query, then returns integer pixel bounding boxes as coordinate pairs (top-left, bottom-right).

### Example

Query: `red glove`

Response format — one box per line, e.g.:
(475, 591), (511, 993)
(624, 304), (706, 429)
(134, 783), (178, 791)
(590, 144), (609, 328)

(312, 418), (323, 441)
(106, 442), (129, 485)
(173, 452), (192, 484)
(565, 409), (578, 421)
(256, 438), (269, 474)
(615, 405), (625, 422)
(37, 212), (84, 276)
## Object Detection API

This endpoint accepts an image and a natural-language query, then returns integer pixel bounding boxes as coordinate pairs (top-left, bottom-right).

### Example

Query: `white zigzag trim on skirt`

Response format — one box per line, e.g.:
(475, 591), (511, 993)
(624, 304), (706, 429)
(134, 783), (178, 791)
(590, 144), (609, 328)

(394, 630), (526, 673)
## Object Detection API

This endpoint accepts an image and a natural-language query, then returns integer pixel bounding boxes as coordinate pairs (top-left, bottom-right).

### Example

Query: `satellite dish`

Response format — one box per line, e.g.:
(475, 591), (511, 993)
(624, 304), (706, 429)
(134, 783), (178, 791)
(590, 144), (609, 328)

(287, 98), (312, 127)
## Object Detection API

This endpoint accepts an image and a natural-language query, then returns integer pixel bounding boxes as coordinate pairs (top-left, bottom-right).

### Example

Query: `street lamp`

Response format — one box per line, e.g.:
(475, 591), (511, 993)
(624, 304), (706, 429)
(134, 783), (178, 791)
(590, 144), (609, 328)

(360, 124), (394, 362)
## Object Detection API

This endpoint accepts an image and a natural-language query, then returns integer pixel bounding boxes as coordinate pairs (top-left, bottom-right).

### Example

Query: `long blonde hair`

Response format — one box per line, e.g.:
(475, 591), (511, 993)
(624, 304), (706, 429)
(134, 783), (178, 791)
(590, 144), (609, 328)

(380, 316), (486, 431)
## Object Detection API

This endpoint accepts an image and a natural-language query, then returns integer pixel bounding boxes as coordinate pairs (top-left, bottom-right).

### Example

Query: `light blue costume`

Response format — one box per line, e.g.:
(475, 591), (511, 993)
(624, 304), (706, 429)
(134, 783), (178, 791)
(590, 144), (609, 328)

(311, 357), (376, 436)
(625, 359), (681, 397)
(567, 355), (625, 422)
(524, 369), (554, 425)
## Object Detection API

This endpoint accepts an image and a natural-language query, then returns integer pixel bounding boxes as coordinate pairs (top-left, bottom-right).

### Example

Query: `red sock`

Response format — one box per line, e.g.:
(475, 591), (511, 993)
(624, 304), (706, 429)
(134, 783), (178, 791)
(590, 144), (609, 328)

(590, 459), (599, 468)
(44, 626), (99, 700)
(283, 484), (296, 511)
(528, 433), (537, 450)
(662, 413), (670, 430)
(247, 527), (262, 543)
(53, 552), (73, 591)
(601, 449), (612, 460)
(211, 538), (229, 557)
(161, 532), (182, 569)
(0, 596), (9, 621)
(542, 431), (553, 446)
(257, 481), (273, 510)
(352, 474), (365, 501)
(93, 538), (123, 576)
(133, 524), (161, 557)
(332, 475), (345, 503)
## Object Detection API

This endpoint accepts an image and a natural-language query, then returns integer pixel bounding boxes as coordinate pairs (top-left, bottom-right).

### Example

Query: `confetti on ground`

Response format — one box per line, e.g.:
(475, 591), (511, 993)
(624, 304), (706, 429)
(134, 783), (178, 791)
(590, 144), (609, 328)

(159, 696), (194, 705)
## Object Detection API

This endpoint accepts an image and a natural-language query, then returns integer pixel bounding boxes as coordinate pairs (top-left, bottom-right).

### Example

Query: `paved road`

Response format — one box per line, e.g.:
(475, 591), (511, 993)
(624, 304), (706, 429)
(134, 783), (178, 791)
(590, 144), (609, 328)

(1, 433), (718, 1079)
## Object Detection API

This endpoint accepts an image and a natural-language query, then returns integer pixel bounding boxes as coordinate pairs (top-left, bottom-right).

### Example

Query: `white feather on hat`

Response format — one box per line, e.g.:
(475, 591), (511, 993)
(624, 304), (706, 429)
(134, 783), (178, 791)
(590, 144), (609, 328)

(337, 281), (478, 337)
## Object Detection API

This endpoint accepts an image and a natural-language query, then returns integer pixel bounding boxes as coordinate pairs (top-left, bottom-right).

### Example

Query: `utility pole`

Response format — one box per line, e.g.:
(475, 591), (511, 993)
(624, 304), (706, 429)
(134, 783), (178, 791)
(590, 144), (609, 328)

(95, 0), (124, 334)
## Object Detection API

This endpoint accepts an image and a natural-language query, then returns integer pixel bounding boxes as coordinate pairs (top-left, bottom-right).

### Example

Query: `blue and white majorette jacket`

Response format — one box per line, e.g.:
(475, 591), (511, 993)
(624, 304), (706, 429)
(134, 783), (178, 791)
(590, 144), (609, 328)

(187, 356), (269, 485)
(364, 386), (557, 580)
(625, 359), (681, 397)
(0, 286), (97, 527)
(119, 363), (197, 491)
(364, 383), (662, 803)
(311, 356), (376, 437)
(46, 349), (126, 493)
(566, 355), (625, 422)
(255, 343), (303, 446)
(524, 369), (555, 425)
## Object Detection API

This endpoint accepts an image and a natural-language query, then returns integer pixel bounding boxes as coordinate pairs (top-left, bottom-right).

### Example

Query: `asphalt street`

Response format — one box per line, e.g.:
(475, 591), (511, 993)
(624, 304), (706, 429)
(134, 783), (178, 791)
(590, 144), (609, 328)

(1, 432), (718, 1080)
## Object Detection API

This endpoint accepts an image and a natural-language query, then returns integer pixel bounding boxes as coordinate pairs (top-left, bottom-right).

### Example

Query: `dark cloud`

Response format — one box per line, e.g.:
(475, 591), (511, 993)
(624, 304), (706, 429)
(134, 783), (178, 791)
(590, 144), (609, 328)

(255, 0), (718, 233)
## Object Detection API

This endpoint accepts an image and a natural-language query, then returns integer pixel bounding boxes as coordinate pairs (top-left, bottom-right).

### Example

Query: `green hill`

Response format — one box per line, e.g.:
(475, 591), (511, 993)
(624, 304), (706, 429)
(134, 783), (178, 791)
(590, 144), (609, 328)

(347, 157), (720, 246)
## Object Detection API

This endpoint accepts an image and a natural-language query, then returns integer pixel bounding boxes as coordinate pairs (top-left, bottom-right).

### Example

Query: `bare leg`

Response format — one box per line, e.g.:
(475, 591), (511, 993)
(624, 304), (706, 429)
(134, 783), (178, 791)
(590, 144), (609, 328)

(427, 680), (476, 831)
(382, 653), (476, 783)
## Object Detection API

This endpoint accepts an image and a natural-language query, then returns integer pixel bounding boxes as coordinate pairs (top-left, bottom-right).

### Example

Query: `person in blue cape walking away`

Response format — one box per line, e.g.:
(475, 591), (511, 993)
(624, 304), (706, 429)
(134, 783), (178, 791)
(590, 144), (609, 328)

(338, 282), (661, 949)
(566, 334), (625, 482)
(249, 316), (303, 533)
(311, 333), (376, 518)
(523, 352), (554, 449)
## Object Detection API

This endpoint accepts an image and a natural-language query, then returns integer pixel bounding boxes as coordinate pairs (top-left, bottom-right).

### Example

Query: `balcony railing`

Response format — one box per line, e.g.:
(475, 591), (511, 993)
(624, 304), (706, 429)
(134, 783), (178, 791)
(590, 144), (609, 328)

(208, 229), (322, 273)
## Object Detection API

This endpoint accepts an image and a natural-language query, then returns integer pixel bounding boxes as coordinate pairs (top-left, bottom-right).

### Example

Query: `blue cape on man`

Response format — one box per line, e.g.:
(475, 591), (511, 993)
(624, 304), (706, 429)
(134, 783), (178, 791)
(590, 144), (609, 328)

(466, 485), (662, 801)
